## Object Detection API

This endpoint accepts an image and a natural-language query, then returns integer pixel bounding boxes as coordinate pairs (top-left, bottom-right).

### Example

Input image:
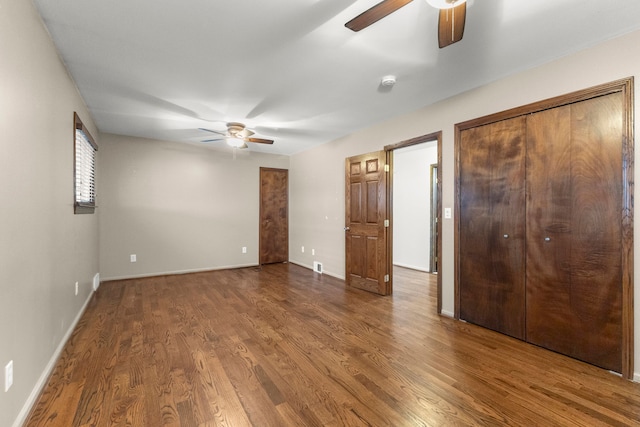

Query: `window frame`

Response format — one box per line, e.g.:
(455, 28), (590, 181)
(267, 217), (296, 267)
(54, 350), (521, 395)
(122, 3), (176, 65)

(74, 112), (98, 214)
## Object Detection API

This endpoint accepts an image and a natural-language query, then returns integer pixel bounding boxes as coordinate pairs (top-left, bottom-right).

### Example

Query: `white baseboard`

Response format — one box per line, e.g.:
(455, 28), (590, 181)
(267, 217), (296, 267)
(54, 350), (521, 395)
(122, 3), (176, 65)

(440, 309), (455, 318)
(92, 272), (100, 291)
(634, 372), (640, 383)
(12, 286), (95, 427)
(288, 260), (313, 271)
(393, 262), (431, 273)
(100, 263), (259, 282)
(317, 269), (344, 280)
(104, 262), (346, 284)
(288, 261), (345, 281)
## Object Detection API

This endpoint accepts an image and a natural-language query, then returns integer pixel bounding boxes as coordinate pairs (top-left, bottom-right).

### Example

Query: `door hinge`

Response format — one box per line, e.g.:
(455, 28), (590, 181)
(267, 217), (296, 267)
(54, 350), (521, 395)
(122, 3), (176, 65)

(384, 219), (389, 227)
(384, 164), (390, 172)
(384, 274), (390, 283)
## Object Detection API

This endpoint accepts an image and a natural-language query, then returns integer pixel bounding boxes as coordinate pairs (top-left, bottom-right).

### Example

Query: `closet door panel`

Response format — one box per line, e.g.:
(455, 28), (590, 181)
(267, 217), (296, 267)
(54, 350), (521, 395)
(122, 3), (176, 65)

(460, 117), (526, 339)
(525, 105), (574, 352)
(526, 93), (623, 372)
(570, 93), (623, 372)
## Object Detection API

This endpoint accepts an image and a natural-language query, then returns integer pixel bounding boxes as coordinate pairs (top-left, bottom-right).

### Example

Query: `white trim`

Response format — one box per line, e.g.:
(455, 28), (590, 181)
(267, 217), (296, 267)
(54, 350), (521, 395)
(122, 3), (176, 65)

(92, 272), (100, 291)
(440, 309), (455, 318)
(325, 271), (346, 280)
(634, 372), (640, 383)
(100, 263), (259, 282)
(288, 261), (346, 281)
(288, 260), (313, 271)
(393, 263), (431, 273)
(12, 288), (94, 427)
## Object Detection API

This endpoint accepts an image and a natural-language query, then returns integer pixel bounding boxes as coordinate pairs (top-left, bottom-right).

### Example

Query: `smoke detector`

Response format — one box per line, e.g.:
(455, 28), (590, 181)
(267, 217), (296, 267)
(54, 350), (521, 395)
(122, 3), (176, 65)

(380, 75), (397, 87)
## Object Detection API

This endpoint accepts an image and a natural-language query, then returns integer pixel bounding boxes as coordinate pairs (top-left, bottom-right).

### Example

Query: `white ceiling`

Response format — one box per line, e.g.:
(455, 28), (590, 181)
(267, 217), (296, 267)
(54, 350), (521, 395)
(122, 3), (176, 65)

(33, 0), (640, 155)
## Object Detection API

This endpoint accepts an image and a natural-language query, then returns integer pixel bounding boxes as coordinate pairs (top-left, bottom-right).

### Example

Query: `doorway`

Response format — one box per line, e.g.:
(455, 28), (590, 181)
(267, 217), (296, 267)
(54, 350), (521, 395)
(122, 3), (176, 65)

(386, 132), (443, 312)
(391, 142), (439, 273)
(344, 133), (443, 308)
(259, 167), (288, 265)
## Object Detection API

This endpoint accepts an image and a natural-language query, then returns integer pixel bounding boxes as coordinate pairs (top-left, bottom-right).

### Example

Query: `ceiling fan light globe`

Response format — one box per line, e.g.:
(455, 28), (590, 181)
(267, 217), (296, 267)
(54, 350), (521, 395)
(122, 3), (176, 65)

(226, 137), (245, 148)
(426, 0), (465, 9)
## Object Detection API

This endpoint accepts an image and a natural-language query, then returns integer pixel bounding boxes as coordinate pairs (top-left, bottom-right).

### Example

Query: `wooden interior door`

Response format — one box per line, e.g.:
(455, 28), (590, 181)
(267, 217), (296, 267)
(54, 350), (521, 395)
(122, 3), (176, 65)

(345, 151), (391, 295)
(260, 168), (288, 265)
(459, 117), (527, 339)
(526, 93), (623, 372)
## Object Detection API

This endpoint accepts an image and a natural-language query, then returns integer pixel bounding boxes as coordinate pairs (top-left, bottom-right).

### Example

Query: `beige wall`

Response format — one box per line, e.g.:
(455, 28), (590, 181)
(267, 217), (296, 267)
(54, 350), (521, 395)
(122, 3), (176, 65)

(98, 134), (289, 280)
(0, 1), (100, 426)
(289, 29), (640, 380)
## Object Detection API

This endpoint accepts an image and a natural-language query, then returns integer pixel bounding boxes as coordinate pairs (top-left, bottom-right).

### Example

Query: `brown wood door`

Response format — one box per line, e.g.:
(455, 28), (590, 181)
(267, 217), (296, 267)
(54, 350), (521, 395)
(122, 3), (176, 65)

(260, 168), (288, 265)
(459, 117), (527, 339)
(345, 151), (391, 295)
(526, 93), (623, 372)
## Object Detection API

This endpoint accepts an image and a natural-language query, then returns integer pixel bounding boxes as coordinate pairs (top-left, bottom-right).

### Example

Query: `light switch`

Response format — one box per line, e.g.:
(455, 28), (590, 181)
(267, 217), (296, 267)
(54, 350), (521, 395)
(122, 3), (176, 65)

(444, 208), (452, 219)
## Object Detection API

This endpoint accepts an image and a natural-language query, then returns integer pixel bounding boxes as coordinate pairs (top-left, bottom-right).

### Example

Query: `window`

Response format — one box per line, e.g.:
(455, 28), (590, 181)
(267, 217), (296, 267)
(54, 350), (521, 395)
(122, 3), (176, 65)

(74, 112), (97, 214)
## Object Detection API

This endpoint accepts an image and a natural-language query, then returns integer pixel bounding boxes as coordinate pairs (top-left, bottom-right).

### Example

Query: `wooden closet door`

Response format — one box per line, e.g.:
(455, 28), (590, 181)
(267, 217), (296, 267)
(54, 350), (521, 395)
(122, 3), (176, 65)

(260, 168), (289, 265)
(526, 93), (623, 372)
(459, 117), (526, 339)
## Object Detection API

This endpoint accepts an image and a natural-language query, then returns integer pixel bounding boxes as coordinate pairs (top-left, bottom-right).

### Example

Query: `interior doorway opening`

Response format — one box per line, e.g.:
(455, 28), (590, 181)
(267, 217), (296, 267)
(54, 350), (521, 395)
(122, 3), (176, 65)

(392, 141), (439, 273)
(385, 131), (442, 312)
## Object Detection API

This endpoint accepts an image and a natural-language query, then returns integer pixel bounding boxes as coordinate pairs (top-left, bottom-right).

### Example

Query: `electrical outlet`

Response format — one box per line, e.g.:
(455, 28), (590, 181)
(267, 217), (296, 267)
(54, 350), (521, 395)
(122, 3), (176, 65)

(75, 281), (79, 296)
(130, 254), (137, 263)
(242, 247), (247, 254)
(5, 360), (13, 392)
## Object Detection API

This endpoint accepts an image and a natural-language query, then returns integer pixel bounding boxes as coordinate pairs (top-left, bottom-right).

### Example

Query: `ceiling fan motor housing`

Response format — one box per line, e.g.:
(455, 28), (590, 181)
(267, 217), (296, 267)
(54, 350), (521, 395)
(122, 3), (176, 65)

(227, 122), (246, 137)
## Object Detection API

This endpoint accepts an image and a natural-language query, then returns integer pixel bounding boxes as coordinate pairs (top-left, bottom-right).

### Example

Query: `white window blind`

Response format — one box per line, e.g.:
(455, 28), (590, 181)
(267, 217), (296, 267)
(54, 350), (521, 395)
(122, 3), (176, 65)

(74, 112), (97, 214)
(75, 128), (96, 204)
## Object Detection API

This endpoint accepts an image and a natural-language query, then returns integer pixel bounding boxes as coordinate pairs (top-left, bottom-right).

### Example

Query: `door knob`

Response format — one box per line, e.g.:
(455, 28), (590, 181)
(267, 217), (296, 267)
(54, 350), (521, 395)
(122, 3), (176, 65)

(503, 234), (509, 239)
(344, 226), (350, 231)
(544, 237), (551, 242)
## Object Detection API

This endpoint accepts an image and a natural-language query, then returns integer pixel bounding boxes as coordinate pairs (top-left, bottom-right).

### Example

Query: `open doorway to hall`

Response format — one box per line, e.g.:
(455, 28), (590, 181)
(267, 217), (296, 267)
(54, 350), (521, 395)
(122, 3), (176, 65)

(393, 141), (439, 274)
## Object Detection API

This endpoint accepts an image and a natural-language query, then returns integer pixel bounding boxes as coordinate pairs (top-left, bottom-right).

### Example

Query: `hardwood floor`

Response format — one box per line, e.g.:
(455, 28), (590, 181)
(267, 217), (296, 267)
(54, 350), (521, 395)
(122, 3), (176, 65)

(25, 264), (639, 426)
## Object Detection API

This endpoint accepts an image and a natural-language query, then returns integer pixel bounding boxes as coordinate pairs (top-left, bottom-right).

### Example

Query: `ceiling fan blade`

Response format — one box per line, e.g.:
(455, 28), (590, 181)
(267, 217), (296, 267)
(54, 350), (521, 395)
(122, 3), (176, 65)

(438, 2), (466, 48)
(202, 138), (225, 143)
(246, 137), (274, 145)
(198, 127), (227, 136)
(345, 0), (414, 32)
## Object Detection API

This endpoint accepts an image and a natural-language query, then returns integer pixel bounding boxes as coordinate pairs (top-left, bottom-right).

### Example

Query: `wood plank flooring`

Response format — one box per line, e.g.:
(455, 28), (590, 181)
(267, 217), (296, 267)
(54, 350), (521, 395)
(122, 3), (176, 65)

(25, 264), (640, 426)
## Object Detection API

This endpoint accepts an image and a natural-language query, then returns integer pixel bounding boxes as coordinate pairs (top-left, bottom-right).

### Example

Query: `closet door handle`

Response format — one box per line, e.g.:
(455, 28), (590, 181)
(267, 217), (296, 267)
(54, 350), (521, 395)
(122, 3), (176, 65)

(503, 234), (509, 239)
(544, 237), (551, 242)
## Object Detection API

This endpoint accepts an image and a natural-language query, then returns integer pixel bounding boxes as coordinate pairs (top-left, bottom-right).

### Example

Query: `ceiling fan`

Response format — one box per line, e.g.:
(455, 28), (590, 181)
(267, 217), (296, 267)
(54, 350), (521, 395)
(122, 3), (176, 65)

(199, 122), (274, 149)
(345, 0), (466, 48)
